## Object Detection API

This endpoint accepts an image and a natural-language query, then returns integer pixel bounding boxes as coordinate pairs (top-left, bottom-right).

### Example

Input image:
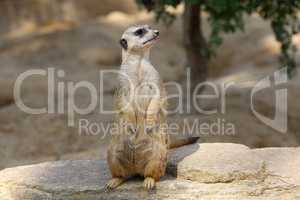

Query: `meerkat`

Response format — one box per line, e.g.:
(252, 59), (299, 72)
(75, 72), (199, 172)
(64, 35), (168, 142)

(106, 25), (198, 190)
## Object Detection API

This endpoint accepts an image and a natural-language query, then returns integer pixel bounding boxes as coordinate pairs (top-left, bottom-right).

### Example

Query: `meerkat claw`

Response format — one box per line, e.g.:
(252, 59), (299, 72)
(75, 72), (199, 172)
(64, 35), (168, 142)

(144, 177), (156, 190)
(105, 178), (124, 191)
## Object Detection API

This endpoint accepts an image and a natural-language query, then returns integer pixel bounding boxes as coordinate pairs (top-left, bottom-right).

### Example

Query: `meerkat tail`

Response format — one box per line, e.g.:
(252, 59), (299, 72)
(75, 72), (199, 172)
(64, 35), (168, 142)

(168, 136), (199, 149)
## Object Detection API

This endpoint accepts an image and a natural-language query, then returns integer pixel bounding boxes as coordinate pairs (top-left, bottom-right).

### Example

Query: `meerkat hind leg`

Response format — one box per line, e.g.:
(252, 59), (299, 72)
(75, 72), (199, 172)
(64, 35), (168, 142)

(144, 177), (156, 190)
(105, 177), (125, 190)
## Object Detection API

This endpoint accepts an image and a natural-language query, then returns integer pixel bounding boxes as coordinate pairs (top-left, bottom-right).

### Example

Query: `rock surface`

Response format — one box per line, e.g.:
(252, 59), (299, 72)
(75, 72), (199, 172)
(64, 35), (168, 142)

(0, 143), (299, 200)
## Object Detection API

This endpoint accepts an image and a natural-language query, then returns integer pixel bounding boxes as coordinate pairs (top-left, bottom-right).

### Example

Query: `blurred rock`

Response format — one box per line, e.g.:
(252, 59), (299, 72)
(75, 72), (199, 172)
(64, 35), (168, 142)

(169, 143), (263, 183)
(0, 143), (299, 199)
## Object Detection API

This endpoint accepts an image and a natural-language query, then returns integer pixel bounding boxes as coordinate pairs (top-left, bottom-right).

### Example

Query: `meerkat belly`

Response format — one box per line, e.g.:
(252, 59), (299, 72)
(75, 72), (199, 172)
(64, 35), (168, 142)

(114, 134), (163, 173)
(119, 64), (160, 115)
(119, 83), (160, 123)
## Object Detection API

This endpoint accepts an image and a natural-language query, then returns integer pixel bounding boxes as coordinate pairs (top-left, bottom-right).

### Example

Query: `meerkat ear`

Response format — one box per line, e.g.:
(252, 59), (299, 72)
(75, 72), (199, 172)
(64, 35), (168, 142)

(119, 38), (128, 50)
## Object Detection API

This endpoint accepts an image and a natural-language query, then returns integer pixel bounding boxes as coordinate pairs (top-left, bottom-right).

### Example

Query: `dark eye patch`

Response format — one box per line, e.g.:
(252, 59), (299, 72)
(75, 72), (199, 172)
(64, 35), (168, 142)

(134, 28), (147, 37)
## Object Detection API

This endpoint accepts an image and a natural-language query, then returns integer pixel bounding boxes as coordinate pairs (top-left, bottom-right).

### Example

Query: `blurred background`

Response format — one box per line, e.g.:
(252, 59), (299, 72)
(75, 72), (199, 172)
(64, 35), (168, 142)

(0, 0), (299, 170)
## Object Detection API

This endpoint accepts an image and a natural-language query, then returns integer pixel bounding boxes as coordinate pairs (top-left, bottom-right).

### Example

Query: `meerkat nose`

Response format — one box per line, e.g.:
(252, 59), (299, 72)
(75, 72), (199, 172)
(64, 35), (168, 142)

(154, 30), (159, 36)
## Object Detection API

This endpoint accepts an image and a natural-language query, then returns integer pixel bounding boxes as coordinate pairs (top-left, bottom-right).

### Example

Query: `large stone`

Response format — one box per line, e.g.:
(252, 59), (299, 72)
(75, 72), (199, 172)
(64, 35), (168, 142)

(0, 143), (300, 200)
(168, 143), (264, 183)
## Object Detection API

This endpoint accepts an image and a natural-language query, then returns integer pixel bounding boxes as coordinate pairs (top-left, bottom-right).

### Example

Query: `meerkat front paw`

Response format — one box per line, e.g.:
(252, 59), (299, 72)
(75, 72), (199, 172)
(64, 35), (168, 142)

(105, 178), (124, 190)
(145, 114), (158, 125)
(144, 177), (156, 190)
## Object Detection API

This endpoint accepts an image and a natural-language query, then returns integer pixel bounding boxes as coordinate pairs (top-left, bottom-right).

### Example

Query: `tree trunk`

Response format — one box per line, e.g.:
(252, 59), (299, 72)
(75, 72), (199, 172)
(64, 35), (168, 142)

(183, 3), (208, 90)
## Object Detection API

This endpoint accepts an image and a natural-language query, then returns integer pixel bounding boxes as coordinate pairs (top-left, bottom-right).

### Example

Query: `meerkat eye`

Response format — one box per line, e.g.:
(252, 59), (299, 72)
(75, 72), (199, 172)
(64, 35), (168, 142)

(134, 28), (146, 36)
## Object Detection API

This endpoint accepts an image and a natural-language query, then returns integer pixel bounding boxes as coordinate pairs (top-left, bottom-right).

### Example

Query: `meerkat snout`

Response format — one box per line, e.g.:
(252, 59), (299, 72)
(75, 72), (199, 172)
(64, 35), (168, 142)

(119, 25), (159, 52)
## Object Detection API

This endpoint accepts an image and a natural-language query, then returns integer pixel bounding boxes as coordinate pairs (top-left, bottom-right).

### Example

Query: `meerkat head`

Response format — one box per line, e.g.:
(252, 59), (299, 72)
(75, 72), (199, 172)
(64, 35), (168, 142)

(119, 25), (159, 53)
